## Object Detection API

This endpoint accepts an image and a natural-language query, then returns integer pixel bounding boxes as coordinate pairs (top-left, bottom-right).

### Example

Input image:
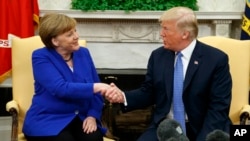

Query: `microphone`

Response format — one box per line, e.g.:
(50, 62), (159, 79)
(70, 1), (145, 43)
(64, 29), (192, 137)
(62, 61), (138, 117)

(205, 129), (229, 141)
(157, 118), (189, 141)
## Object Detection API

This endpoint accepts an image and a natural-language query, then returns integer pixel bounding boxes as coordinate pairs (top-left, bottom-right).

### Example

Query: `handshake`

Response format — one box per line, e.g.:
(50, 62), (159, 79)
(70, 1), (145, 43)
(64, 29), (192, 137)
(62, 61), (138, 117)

(94, 82), (125, 103)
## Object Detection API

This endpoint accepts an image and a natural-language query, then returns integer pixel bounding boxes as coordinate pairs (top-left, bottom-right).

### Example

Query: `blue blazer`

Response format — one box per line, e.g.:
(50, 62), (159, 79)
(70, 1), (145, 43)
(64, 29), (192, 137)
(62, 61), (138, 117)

(123, 40), (232, 141)
(23, 47), (106, 136)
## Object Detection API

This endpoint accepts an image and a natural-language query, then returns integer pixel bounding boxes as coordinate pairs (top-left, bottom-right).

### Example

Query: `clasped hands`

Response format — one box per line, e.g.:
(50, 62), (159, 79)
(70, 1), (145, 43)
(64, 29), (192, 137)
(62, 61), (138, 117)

(104, 83), (125, 103)
(94, 82), (124, 103)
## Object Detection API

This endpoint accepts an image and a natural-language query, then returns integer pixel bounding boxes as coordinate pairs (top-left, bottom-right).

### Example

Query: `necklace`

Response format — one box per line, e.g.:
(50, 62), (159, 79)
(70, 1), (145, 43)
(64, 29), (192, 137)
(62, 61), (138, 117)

(64, 54), (72, 62)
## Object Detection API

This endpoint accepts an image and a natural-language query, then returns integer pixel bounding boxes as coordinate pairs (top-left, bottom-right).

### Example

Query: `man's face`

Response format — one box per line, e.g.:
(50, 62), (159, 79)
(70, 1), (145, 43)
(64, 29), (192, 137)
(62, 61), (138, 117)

(160, 20), (183, 51)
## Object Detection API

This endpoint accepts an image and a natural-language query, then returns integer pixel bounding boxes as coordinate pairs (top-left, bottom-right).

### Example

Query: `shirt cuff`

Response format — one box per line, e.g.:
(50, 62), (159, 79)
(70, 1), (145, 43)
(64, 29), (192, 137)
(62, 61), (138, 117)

(122, 92), (128, 106)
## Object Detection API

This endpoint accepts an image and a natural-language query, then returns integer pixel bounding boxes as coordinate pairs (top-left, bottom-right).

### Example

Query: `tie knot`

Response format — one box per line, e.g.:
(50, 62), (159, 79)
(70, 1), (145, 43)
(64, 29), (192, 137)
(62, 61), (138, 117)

(176, 52), (182, 58)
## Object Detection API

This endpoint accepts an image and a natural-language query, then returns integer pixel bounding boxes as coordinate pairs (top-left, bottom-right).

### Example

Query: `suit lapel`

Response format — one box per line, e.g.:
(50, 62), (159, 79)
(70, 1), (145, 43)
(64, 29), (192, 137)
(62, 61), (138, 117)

(184, 41), (203, 91)
(163, 50), (175, 100)
(48, 49), (74, 81)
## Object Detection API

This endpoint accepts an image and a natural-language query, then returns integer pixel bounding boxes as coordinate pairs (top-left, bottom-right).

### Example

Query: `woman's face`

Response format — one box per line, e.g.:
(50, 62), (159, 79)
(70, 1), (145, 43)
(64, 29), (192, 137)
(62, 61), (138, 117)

(52, 28), (80, 52)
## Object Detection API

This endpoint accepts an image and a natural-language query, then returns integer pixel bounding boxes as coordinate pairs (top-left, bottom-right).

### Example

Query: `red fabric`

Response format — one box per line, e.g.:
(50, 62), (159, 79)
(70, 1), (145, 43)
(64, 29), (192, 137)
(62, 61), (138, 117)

(0, 0), (39, 83)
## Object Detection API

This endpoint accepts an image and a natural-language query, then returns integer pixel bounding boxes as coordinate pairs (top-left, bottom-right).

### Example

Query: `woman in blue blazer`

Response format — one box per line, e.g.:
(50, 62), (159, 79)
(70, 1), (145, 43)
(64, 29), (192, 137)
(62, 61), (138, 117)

(22, 13), (109, 141)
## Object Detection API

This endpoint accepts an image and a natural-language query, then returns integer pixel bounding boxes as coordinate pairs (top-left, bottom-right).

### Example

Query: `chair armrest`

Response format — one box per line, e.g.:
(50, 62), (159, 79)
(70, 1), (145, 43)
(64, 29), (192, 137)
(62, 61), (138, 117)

(6, 100), (19, 113)
(104, 136), (117, 141)
(239, 105), (250, 125)
(6, 100), (19, 141)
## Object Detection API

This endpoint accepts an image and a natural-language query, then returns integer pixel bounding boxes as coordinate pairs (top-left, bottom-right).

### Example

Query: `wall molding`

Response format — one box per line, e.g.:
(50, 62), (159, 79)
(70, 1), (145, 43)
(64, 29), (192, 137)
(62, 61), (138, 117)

(40, 10), (243, 20)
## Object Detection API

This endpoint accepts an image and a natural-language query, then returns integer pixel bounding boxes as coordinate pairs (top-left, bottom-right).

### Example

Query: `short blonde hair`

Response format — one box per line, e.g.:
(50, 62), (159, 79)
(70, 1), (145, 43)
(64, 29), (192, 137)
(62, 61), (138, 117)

(38, 13), (77, 48)
(159, 7), (198, 39)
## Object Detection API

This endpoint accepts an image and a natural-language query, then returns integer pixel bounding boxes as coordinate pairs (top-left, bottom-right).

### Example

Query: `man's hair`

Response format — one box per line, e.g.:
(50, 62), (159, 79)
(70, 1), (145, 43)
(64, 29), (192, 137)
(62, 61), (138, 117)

(38, 13), (77, 48)
(159, 6), (198, 40)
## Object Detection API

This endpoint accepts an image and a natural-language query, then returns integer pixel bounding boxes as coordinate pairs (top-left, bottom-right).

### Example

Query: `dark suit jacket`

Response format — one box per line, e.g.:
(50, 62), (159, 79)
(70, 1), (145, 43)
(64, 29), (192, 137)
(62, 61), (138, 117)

(123, 40), (232, 141)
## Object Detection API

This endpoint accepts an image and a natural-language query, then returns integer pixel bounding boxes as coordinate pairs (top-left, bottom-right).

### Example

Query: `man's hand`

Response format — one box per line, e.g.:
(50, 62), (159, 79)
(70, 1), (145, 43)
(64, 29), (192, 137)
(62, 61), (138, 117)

(104, 83), (125, 103)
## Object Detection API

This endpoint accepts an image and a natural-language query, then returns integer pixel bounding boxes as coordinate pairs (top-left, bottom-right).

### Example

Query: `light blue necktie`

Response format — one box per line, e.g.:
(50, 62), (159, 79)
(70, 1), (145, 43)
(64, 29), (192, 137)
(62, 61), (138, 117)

(173, 52), (186, 134)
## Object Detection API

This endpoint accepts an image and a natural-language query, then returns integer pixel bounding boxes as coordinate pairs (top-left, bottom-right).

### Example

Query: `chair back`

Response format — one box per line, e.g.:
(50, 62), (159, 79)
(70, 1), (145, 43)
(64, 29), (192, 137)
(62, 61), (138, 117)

(198, 36), (250, 124)
(11, 35), (86, 134)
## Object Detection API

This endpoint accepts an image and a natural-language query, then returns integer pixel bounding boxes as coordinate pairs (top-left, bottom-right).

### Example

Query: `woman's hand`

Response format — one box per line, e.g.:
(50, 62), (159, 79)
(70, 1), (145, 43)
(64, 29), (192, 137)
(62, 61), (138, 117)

(82, 116), (97, 134)
(93, 83), (110, 94)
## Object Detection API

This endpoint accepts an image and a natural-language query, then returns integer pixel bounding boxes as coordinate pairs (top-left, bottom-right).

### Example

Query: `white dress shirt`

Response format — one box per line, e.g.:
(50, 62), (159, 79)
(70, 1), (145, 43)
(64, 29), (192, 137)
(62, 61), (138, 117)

(123, 39), (197, 116)
(167, 39), (196, 120)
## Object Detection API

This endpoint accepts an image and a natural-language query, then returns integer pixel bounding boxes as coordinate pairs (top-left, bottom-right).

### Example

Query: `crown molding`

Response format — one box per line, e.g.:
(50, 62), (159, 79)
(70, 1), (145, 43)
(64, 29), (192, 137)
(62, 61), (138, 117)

(40, 10), (243, 20)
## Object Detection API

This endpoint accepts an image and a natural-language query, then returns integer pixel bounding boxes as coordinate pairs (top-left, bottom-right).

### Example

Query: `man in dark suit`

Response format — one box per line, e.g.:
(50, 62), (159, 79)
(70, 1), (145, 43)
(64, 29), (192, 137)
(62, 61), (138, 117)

(104, 6), (232, 141)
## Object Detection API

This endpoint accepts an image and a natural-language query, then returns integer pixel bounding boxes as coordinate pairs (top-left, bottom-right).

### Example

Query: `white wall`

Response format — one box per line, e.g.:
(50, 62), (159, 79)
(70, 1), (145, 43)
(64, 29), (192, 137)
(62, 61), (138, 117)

(197, 0), (245, 11)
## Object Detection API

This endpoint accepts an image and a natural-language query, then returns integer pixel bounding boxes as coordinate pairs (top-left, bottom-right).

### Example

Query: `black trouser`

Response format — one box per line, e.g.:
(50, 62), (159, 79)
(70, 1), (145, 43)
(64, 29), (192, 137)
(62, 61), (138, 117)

(186, 121), (196, 141)
(25, 116), (103, 141)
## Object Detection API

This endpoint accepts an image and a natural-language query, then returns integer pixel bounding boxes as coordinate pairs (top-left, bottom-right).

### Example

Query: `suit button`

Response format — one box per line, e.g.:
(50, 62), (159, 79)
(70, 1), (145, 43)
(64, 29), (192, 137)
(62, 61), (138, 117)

(75, 110), (79, 115)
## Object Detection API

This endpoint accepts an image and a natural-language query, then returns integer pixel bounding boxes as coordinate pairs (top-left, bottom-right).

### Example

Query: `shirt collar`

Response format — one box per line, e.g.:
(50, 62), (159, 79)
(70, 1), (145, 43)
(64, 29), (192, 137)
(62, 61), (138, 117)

(179, 39), (196, 60)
